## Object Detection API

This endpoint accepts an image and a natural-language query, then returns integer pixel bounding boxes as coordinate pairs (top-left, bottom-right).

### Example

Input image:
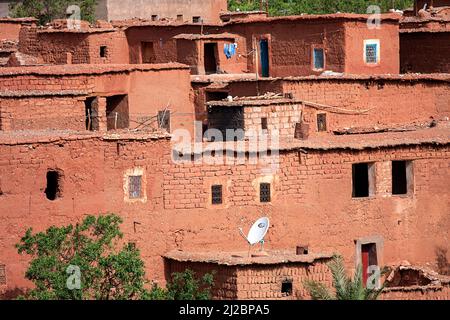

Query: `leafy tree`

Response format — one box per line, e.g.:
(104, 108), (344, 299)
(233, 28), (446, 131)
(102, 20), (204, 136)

(158, 269), (215, 300)
(303, 255), (385, 300)
(141, 269), (215, 300)
(16, 214), (148, 300)
(228, 0), (414, 15)
(9, 0), (97, 25)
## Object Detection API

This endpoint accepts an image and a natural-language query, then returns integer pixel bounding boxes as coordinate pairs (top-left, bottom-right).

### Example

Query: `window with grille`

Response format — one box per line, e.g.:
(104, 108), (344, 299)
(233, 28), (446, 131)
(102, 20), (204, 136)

(260, 183), (271, 203)
(364, 40), (379, 64)
(313, 48), (324, 70)
(0, 264), (5, 285)
(317, 113), (327, 132)
(211, 185), (223, 205)
(129, 176), (142, 199)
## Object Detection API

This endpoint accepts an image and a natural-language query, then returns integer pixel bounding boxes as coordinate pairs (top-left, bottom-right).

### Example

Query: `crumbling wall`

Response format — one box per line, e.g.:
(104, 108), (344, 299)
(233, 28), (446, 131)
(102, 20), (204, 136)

(166, 260), (332, 300)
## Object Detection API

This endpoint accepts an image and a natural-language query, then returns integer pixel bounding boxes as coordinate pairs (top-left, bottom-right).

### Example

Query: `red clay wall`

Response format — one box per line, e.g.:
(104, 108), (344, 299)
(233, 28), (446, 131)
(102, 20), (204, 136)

(167, 260), (332, 300)
(18, 27), (129, 65)
(344, 20), (400, 74)
(0, 65), (195, 135)
(0, 96), (85, 131)
(0, 22), (22, 41)
(400, 32), (450, 73)
(0, 138), (448, 294)
(225, 21), (346, 77)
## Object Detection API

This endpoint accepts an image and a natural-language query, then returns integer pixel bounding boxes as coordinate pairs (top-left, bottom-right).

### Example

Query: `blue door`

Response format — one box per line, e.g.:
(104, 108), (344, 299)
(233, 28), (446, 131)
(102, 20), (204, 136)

(259, 39), (269, 77)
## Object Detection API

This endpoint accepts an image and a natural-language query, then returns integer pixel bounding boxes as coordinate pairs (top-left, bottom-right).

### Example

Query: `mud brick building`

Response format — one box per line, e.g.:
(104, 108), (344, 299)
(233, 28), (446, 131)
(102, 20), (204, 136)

(0, 4), (449, 300)
(96, 0), (228, 24)
(400, 0), (450, 73)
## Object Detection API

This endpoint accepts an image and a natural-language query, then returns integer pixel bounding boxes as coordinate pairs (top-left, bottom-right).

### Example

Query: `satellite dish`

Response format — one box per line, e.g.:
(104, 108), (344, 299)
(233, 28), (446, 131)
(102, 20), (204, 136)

(239, 217), (270, 256)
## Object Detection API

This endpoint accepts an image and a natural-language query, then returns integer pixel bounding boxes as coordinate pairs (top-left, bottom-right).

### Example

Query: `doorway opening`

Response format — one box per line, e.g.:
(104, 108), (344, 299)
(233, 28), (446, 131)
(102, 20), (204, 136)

(84, 97), (98, 131)
(106, 95), (129, 131)
(204, 43), (218, 74)
(259, 39), (269, 77)
(141, 42), (156, 63)
(361, 243), (378, 287)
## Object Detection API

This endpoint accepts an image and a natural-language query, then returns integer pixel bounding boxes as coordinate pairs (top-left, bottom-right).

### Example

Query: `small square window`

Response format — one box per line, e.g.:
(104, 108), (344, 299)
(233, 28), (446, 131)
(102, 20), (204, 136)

(193, 16), (201, 23)
(100, 46), (107, 58)
(281, 280), (293, 296)
(261, 117), (268, 130)
(211, 185), (223, 205)
(129, 176), (142, 199)
(317, 113), (327, 132)
(313, 48), (324, 70)
(151, 15), (159, 21)
(260, 183), (271, 203)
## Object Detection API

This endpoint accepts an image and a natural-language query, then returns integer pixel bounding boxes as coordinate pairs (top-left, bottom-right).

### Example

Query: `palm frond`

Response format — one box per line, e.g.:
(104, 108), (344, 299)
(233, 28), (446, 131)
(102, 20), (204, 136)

(328, 255), (350, 300)
(303, 280), (334, 300)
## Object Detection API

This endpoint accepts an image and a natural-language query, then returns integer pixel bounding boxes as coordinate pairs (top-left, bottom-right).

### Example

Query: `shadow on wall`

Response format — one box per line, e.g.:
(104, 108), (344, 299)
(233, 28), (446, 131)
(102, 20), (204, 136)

(0, 287), (27, 300)
(436, 247), (450, 276)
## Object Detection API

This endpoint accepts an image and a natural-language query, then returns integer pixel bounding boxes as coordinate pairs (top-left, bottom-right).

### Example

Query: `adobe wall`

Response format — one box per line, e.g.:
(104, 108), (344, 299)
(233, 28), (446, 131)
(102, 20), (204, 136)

(0, 96), (85, 131)
(0, 137), (448, 294)
(0, 21), (21, 41)
(242, 102), (302, 139)
(0, 66), (195, 135)
(344, 20), (400, 74)
(281, 78), (450, 129)
(400, 32), (450, 73)
(225, 21), (347, 77)
(166, 260), (333, 300)
(97, 0), (227, 23)
(381, 284), (450, 300)
(18, 27), (129, 65)
(126, 25), (216, 64)
(0, 136), (449, 294)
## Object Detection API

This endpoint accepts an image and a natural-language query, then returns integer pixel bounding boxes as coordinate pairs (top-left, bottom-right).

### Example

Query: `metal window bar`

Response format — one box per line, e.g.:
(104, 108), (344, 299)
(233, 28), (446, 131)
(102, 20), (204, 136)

(366, 44), (377, 63)
(211, 185), (223, 205)
(129, 176), (142, 199)
(313, 48), (324, 69)
(260, 183), (271, 203)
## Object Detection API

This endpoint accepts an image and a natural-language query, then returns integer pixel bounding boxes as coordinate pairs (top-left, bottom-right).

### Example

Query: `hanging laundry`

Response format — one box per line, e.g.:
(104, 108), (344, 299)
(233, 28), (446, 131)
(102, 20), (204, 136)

(224, 43), (237, 59)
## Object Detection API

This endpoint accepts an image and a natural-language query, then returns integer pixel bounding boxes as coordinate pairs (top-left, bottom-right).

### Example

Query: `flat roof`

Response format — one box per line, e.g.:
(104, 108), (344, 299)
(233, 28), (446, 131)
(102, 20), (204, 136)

(174, 123), (450, 153)
(224, 12), (400, 25)
(192, 73), (450, 84)
(37, 28), (116, 34)
(207, 96), (302, 107)
(0, 17), (37, 23)
(174, 32), (240, 40)
(0, 130), (170, 146)
(0, 63), (190, 77)
(164, 250), (333, 266)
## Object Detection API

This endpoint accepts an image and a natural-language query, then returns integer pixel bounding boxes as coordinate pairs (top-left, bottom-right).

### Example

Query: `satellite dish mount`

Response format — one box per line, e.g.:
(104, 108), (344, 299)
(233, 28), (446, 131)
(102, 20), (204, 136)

(239, 217), (270, 257)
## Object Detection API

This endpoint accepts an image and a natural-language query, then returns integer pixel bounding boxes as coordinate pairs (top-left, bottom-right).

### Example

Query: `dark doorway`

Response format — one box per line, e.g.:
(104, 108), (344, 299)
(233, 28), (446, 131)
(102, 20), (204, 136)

(352, 163), (373, 198)
(204, 43), (218, 74)
(361, 243), (378, 287)
(259, 39), (269, 77)
(84, 97), (97, 131)
(281, 280), (293, 296)
(45, 170), (62, 201)
(106, 95), (129, 131)
(141, 42), (155, 63)
(392, 161), (408, 195)
(207, 106), (244, 141)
